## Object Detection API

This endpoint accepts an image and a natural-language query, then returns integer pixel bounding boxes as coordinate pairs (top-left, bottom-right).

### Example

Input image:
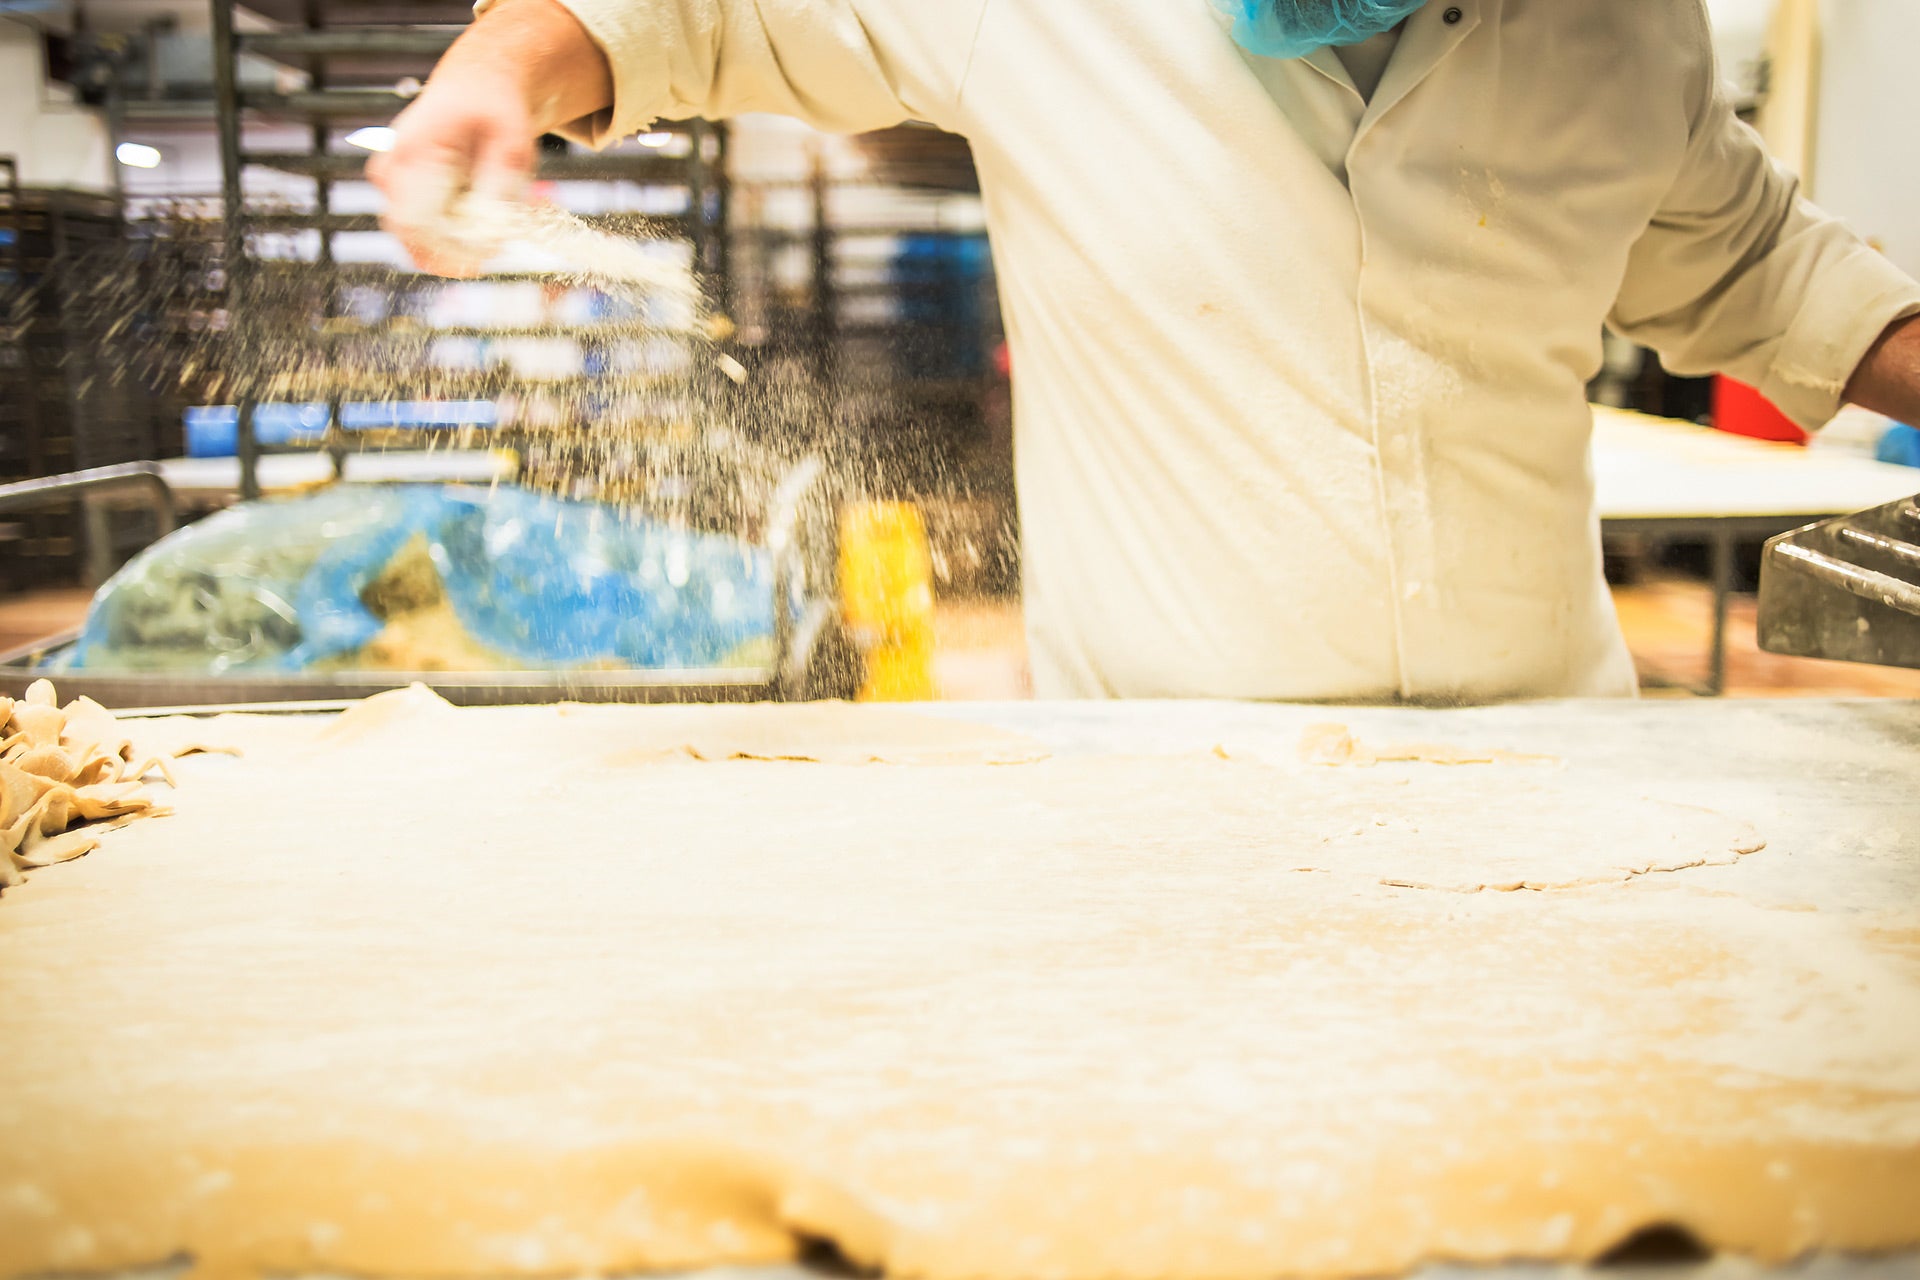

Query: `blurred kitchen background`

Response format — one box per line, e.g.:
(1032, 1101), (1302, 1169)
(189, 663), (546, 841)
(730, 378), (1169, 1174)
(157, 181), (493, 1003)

(0, 0), (1916, 701)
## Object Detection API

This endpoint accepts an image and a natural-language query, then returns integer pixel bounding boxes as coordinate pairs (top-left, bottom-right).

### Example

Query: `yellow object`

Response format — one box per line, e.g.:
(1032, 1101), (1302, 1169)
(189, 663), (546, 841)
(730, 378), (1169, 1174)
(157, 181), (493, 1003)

(839, 501), (936, 701)
(1758, 0), (1821, 186)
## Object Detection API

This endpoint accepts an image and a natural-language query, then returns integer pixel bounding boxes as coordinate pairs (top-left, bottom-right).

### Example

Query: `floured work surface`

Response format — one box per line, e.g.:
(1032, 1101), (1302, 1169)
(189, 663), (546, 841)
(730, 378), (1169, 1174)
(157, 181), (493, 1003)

(2, 694), (1918, 1280)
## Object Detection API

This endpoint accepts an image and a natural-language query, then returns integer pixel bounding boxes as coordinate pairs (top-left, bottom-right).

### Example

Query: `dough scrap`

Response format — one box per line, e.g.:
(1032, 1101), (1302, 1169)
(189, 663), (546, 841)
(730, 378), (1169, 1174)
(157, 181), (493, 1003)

(58, 695), (121, 752)
(0, 681), (225, 891)
(656, 702), (1051, 765)
(3, 703), (1912, 1280)
(317, 681), (459, 744)
(15, 825), (99, 868)
(9, 702), (66, 749)
(1298, 721), (1560, 767)
(11, 743), (78, 783)
(321, 684), (1051, 766)
(567, 700), (1051, 766)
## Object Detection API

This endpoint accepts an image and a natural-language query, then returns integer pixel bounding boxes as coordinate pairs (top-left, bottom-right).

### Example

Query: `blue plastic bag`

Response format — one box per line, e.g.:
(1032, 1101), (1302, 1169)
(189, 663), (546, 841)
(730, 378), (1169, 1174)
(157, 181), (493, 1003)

(68, 485), (778, 674)
(1219, 0), (1431, 59)
(65, 487), (409, 673)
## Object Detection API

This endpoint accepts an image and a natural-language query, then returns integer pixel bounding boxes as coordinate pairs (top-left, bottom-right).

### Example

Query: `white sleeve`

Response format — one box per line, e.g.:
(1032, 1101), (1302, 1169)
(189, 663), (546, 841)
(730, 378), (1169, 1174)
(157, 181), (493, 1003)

(1606, 8), (1920, 429)
(475, 0), (990, 143)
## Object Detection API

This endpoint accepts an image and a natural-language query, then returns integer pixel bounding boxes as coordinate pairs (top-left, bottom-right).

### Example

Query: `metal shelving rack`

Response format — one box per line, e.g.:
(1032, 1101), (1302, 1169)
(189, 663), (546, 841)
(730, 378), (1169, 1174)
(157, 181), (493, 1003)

(725, 126), (1013, 495)
(726, 126), (1010, 566)
(0, 157), (39, 589)
(205, 0), (733, 504)
(0, 159), (163, 589)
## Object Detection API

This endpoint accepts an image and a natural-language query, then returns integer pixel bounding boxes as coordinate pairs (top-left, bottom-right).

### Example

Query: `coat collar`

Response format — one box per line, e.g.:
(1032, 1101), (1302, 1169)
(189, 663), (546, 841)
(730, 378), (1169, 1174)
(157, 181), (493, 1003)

(1295, 1), (1486, 132)
(1361, 0), (1483, 131)
(1302, 45), (1359, 97)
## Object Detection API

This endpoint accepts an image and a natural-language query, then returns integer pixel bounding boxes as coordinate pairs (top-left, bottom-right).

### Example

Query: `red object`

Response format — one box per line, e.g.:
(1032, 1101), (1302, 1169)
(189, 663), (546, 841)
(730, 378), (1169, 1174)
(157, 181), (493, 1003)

(1712, 375), (1807, 445)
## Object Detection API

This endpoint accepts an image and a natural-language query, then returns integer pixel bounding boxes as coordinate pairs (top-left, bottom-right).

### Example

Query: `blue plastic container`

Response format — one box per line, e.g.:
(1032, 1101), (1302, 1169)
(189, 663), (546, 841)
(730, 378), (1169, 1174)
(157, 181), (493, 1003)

(1877, 423), (1920, 469)
(183, 404), (330, 458)
(889, 233), (994, 379)
(185, 401), (501, 456)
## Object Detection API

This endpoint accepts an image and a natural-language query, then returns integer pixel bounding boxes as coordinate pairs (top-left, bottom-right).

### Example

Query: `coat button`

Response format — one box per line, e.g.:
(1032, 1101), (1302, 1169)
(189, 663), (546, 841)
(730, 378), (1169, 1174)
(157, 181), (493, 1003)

(1443, 6), (1464, 22)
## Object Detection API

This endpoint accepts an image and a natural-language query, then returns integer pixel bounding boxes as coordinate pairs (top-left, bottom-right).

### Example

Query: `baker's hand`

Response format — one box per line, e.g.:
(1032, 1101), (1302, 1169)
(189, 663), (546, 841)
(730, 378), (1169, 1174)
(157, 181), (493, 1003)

(367, 71), (536, 278)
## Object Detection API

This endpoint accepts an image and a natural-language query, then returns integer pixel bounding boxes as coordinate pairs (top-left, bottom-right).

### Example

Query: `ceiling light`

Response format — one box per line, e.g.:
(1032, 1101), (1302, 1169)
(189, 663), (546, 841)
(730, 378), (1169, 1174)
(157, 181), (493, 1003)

(637, 131), (674, 149)
(115, 142), (162, 169)
(345, 127), (397, 153)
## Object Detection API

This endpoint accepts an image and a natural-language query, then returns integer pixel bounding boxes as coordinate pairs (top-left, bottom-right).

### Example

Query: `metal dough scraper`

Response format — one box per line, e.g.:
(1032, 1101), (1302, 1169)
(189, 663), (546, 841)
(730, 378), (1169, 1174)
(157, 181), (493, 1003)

(1757, 491), (1920, 670)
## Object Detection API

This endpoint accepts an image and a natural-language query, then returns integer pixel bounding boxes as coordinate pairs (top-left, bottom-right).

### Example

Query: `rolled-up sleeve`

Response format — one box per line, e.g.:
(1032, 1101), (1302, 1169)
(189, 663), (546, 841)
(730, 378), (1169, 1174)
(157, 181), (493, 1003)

(475, 0), (987, 146)
(1608, 41), (1920, 429)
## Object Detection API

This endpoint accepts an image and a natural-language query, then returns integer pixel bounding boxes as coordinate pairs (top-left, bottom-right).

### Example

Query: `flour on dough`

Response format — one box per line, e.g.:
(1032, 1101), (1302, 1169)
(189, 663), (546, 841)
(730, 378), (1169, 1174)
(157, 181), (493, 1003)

(319, 686), (1050, 766)
(0, 705), (1906, 1280)
(1296, 721), (1560, 767)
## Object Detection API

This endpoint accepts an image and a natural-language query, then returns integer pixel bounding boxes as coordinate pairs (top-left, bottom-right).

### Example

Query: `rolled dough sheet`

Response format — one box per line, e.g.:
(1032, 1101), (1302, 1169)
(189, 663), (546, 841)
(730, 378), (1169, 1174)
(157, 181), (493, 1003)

(1, 702), (1917, 1280)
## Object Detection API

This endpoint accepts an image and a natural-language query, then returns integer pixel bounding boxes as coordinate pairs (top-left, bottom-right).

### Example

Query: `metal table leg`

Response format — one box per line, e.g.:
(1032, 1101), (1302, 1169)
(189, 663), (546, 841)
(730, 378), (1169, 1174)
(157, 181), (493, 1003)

(1708, 526), (1734, 697)
(1605, 514), (1855, 700)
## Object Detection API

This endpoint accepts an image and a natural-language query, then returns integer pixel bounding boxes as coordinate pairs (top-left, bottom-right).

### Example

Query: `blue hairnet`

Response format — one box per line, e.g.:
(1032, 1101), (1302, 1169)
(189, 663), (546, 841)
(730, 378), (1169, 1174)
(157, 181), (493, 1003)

(1220, 0), (1431, 60)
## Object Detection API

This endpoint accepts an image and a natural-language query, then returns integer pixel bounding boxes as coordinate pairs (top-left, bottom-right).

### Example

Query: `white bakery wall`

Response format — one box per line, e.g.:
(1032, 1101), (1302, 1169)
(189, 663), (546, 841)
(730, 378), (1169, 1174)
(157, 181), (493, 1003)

(1810, 0), (1920, 279)
(114, 122), (321, 207)
(1706, 0), (1773, 102)
(0, 17), (115, 193)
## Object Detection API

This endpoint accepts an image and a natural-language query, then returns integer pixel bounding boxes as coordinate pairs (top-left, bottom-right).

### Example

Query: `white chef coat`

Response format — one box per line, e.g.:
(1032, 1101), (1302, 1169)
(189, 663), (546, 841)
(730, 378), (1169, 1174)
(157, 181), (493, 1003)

(493, 0), (1920, 702)
(1334, 28), (1401, 101)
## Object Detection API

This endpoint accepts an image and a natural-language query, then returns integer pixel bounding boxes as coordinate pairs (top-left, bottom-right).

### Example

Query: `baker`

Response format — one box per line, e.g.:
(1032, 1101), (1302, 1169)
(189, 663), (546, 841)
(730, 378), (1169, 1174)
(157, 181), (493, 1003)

(370, 0), (1920, 702)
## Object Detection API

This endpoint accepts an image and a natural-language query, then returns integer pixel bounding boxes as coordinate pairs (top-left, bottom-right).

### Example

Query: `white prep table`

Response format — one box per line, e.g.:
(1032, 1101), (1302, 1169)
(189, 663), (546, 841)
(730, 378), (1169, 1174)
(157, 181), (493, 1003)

(1592, 407), (1920, 693)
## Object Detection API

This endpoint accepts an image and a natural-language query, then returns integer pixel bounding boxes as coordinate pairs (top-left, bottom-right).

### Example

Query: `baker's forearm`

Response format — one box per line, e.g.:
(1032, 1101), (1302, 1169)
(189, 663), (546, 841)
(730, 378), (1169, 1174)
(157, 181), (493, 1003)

(1845, 313), (1920, 427)
(436, 0), (612, 136)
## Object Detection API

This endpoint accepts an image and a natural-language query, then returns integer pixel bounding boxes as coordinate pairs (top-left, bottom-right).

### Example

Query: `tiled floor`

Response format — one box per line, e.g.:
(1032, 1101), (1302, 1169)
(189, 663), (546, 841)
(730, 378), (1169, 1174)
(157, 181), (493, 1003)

(1615, 575), (1920, 699)
(6, 579), (1919, 701)
(0, 587), (92, 659)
